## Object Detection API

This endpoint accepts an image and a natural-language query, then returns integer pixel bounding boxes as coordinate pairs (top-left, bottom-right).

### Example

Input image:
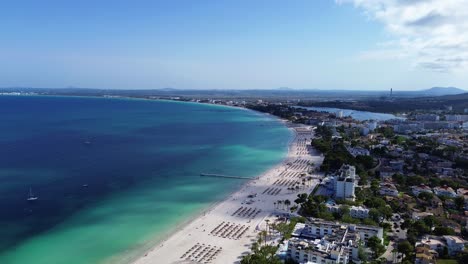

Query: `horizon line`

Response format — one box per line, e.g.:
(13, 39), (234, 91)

(0, 86), (466, 92)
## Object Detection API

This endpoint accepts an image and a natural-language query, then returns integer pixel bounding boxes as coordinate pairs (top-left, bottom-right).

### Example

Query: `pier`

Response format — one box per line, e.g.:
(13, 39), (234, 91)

(200, 173), (251, 180)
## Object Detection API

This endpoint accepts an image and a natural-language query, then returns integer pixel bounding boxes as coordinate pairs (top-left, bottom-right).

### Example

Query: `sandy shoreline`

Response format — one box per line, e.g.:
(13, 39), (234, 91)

(130, 124), (323, 264)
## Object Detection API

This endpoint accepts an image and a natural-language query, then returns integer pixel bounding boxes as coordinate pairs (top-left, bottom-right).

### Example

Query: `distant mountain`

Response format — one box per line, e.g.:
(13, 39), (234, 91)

(419, 87), (466, 96)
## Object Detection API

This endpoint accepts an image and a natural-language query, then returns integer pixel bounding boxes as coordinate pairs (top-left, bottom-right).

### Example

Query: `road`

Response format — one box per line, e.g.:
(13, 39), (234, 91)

(382, 215), (407, 263)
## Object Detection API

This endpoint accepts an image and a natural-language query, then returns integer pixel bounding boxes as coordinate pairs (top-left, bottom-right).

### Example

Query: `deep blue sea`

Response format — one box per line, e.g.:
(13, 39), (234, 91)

(0, 95), (291, 264)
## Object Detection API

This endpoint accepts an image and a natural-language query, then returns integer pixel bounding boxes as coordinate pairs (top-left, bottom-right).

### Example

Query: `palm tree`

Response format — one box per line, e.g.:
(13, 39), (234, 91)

(284, 199), (291, 210)
(255, 236), (263, 249)
(265, 219), (270, 239)
(259, 230), (267, 246)
(273, 202), (277, 209)
(277, 200), (283, 210)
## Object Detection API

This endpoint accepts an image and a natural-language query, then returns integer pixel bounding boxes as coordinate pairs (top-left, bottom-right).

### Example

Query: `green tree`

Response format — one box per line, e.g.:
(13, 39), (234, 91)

(433, 227), (456, 236)
(392, 174), (406, 186)
(380, 206), (394, 220)
(418, 192), (434, 201)
(271, 222), (289, 238)
(422, 215), (438, 230)
(377, 127), (395, 138)
(341, 205), (350, 218)
(412, 220), (430, 236)
(258, 230), (267, 246)
(294, 193), (308, 204)
(370, 180), (380, 195)
(367, 236), (385, 258)
(369, 208), (383, 223)
(358, 244), (369, 262)
(397, 241), (414, 258)
(356, 155), (374, 169)
(407, 175), (427, 186)
(241, 241), (282, 264)
(364, 197), (387, 209)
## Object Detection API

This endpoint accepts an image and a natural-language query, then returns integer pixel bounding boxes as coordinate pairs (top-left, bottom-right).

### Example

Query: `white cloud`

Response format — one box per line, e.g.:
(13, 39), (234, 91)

(337, 0), (468, 72)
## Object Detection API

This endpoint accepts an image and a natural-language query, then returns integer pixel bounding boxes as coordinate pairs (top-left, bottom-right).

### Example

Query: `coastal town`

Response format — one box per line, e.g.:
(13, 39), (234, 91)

(4, 1), (468, 263)
(4, 90), (467, 264)
(134, 97), (468, 264)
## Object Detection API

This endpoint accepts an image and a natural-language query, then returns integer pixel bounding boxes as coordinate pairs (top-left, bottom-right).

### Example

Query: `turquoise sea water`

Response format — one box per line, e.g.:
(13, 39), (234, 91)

(0, 96), (291, 264)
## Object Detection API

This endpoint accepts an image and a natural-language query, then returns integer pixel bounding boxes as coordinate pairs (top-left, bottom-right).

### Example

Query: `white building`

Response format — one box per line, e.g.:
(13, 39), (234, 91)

(333, 165), (357, 200)
(288, 237), (354, 264)
(433, 186), (457, 198)
(325, 204), (370, 219)
(335, 178), (355, 200)
(337, 110), (344, 118)
(379, 183), (399, 197)
(287, 220), (384, 264)
(423, 122), (458, 130)
(445, 115), (468, 121)
(293, 220), (383, 244)
(416, 114), (439, 121)
(394, 123), (424, 134)
(349, 206), (370, 219)
(346, 147), (370, 157)
(444, 236), (466, 255)
(417, 236), (466, 256)
(416, 237), (446, 253)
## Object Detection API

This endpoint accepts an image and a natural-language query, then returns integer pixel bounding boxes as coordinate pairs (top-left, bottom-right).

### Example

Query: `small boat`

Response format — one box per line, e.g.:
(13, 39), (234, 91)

(27, 188), (38, 201)
(82, 184), (89, 187)
(83, 140), (91, 145)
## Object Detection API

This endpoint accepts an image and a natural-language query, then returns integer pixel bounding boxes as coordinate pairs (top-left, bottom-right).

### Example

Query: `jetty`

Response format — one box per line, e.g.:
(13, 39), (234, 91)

(200, 173), (251, 180)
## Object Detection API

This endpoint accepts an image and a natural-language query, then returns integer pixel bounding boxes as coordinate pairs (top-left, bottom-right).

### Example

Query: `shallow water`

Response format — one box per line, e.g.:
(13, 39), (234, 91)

(0, 96), (291, 264)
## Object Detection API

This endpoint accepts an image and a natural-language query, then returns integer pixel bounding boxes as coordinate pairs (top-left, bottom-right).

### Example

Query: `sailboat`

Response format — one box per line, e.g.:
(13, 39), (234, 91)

(27, 187), (38, 201)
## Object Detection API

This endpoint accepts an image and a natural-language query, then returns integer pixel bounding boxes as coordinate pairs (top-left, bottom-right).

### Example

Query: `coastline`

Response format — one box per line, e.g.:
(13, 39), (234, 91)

(105, 121), (296, 264)
(0, 95), (293, 264)
(79, 96), (295, 264)
(129, 123), (323, 264)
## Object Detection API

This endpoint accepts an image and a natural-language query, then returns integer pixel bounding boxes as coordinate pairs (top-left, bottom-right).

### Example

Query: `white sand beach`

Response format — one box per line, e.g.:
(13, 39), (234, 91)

(132, 124), (323, 264)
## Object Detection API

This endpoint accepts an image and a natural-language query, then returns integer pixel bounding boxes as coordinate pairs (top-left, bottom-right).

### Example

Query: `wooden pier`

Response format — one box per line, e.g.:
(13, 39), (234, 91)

(200, 173), (251, 180)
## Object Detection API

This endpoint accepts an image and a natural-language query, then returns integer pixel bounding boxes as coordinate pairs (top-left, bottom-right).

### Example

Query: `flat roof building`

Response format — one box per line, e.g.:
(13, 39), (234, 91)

(287, 219), (383, 264)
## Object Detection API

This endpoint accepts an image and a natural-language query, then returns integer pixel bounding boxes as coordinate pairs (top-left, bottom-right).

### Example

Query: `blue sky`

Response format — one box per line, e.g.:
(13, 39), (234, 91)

(1, 0), (467, 90)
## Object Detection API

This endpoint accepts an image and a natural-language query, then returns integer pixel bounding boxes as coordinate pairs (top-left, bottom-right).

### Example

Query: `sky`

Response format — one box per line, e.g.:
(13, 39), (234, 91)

(1, 0), (468, 90)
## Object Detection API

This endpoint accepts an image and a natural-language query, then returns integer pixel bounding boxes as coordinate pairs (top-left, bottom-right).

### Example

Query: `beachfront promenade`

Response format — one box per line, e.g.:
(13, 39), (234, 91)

(132, 125), (323, 264)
